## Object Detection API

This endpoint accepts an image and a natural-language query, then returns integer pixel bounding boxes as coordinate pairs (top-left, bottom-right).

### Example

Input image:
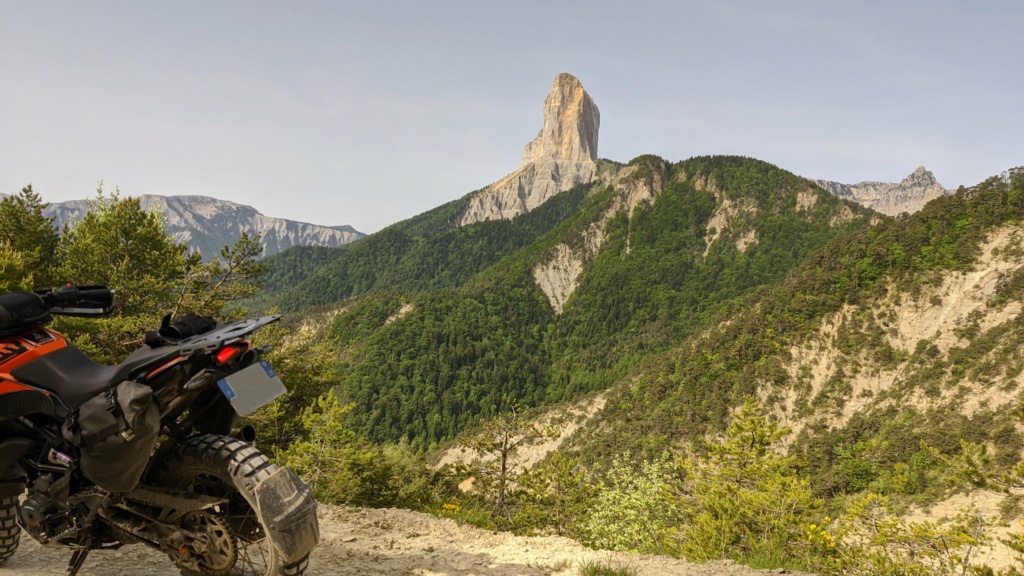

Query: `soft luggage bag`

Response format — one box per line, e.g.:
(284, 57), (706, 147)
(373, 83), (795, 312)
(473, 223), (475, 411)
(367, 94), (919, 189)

(62, 380), (160, 493)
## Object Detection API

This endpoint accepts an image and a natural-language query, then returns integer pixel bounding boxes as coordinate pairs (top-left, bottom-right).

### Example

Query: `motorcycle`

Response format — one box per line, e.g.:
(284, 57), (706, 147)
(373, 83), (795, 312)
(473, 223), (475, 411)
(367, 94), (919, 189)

(0, 285), (319, 576)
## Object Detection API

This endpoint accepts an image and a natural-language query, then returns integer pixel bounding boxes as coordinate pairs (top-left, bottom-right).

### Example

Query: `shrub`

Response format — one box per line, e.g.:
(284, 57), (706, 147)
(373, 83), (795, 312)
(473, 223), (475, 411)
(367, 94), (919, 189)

(0, 243), (31, 293)
(575, 559), (637, 576)
(277, 390), (396, 506)
(584, 452), (678, 554)
(513, 452), (599, 540)
(824, 493), (987, 576)
(666, 398), (822, 567)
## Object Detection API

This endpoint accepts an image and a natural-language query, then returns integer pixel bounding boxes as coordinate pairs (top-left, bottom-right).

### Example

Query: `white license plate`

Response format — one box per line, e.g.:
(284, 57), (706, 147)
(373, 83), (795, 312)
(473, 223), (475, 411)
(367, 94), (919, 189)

(217, 360), (287, 416)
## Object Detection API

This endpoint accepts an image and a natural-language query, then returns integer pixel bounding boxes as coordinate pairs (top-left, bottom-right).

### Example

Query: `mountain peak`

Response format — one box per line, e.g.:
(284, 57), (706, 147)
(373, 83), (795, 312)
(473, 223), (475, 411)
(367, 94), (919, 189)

(815, 166), (950, 216)
(459, 74), (601, 226)
(904, 165), (939, 186)
(521, 73), (600, 165)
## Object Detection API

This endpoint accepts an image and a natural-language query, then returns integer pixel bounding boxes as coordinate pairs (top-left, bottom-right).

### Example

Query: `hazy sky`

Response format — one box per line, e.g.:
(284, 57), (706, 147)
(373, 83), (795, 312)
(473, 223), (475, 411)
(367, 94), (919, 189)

(2, 2), (1021, 233)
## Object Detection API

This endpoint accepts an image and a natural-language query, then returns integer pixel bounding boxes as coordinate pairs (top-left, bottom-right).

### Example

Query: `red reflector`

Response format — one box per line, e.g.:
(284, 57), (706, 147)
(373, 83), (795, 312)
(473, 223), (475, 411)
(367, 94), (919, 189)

(215, 344), (246, 365)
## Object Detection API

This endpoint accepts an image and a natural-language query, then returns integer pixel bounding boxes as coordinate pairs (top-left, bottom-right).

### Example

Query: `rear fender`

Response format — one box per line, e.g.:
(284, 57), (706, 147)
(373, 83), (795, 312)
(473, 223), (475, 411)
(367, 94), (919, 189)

(253, 467), (319, 564)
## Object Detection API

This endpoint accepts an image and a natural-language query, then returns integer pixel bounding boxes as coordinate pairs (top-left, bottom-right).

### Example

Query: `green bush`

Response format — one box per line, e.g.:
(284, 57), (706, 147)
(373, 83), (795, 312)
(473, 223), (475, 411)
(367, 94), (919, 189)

(0, 243), (31, 292)
(277, 390), (396, 506)
(823, 493), (988, 576)
(381, 440), (459, 510)
(512, 452), (599, 540)
(666, 398), (821, 567)
(584, 453), (678, 554)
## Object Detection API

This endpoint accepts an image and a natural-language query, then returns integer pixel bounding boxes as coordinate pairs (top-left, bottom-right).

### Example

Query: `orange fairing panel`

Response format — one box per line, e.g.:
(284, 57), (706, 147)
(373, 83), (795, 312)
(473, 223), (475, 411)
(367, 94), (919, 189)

(0, 379), (41, 395)
(0, 329), (67, 380)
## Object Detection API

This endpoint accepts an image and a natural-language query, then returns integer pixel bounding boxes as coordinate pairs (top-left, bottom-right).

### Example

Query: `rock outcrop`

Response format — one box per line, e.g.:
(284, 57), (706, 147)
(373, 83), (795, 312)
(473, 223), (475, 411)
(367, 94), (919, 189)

(459, 73), (600, 226)
(815, 166), (950, 216)
(532, 244), (584, 314)
(703, 197), (760, 258)
(533, 160), (669, 313)
(45, 195), (364, 259)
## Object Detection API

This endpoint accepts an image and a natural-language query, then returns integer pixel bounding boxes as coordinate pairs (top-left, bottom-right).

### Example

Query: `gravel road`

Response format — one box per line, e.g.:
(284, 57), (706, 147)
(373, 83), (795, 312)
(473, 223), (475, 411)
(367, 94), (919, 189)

(2, 504), (813, 576)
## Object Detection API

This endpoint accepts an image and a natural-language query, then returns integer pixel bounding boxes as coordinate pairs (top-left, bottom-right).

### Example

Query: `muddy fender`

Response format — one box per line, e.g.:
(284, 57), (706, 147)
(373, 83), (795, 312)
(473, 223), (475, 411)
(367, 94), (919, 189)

(253, 466), (319, 564)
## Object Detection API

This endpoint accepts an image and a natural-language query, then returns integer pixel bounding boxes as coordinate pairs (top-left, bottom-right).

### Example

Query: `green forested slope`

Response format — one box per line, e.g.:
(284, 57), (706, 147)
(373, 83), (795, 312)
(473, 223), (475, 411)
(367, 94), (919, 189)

(318, 155), (876, 450)
(259, 245), (345, 294)
(546, 155), (871, 394)
(573, 167), (1024, 488)
(260, 183), (597, 311)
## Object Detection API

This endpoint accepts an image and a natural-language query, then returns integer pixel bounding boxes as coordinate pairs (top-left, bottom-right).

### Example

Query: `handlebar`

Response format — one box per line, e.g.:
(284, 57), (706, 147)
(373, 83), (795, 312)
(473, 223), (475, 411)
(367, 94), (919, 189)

(35, 285), (115, 317)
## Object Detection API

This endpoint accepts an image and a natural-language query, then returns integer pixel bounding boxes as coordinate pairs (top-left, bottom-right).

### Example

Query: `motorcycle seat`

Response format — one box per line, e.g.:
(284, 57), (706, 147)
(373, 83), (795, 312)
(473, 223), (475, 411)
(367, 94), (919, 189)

(10, 345), (177, 408)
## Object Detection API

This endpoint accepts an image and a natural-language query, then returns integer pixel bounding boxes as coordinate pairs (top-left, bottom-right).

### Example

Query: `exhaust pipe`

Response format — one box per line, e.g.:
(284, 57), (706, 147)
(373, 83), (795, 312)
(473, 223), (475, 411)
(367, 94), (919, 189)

(231, 425), (257, 444)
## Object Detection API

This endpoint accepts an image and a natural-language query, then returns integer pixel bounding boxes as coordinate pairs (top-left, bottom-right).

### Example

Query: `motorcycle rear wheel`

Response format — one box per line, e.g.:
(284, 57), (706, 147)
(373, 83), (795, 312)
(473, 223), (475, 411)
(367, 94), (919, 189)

(0, 495), (19, 564)
(156, 435), (310, 576)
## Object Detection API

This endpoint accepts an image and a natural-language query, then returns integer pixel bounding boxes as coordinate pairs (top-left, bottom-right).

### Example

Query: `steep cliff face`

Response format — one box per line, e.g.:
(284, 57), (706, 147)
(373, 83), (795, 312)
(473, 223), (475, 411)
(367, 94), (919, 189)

(816, 166), (950, 216)
(459, 73), (600, 226)
(45, 195), (364, 259)
(521, 73), (600, 165)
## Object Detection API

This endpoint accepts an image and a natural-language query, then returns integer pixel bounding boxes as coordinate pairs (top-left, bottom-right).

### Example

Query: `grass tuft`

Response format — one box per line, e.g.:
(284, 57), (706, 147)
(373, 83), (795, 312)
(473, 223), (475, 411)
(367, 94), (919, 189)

(575, 558), (637, 576)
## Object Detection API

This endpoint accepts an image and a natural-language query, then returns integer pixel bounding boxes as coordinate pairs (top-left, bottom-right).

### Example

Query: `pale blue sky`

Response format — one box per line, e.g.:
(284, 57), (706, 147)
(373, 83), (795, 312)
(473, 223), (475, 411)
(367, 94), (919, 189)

(2, 1), (1021, 233)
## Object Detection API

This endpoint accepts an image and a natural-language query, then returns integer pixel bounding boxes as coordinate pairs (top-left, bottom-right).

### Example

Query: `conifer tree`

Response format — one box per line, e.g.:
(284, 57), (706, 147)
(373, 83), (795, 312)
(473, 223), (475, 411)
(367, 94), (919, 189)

(53, 186), (264, 362)
(277, 390), (394, 506)
(461, 403), (558, 524)
(0, 243), (32, 293)
(667, 398), (821, 563)
(0, 185), (59, 287)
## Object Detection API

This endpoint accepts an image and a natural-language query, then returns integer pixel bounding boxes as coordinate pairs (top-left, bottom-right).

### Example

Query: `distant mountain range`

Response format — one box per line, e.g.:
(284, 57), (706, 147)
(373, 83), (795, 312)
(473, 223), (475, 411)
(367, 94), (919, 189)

(814, 165), (952, 216)
(42, 195), (365, 258)
(455, 74), (950, 223)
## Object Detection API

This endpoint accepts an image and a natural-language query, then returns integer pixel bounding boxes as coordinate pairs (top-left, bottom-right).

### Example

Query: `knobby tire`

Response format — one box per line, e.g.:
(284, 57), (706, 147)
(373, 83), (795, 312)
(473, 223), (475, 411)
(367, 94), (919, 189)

(156, 435), (310, 576)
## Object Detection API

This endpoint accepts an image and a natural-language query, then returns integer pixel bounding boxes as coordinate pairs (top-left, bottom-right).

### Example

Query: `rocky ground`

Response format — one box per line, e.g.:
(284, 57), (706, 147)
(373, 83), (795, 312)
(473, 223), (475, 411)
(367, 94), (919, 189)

(4, 504), (811, 576)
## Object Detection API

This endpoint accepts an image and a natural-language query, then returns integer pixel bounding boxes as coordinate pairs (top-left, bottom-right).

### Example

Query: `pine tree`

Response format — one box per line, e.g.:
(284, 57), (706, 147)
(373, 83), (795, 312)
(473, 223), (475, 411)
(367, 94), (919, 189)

(0, 184), (59, 287)
(461, 403), (558, 524)
(513, 452), (598, 539)
(0, 243), (32, 293)
(56, 186), (187, 318)
(277, 390), (395, 506)
(667, 398), (821, 564)
(53, 186), (264, 362)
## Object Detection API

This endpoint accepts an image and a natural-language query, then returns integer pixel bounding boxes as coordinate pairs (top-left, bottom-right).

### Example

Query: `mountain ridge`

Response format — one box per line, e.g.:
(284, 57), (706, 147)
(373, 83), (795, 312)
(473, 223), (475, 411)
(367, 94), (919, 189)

(815, 165), (952, 216)
(566, 168), (1024, 474)
(308, 154), (877, 449)
(43, 194), (365, 258)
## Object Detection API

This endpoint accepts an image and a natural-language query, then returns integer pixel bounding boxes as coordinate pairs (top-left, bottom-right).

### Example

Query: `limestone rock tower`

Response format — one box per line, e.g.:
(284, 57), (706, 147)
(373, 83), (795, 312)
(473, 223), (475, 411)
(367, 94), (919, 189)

(459, 73), (600, 226)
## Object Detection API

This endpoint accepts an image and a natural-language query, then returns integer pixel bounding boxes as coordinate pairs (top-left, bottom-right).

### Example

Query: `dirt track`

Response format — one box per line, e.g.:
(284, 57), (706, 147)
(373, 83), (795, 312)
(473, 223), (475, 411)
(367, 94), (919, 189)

(3, 504), (811, 576)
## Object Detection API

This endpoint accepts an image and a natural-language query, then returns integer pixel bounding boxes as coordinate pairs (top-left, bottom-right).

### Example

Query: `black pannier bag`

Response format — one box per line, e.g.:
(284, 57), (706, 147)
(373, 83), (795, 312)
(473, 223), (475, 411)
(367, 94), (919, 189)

(62, 381), (160, 493)
(0, 291), (52, 337)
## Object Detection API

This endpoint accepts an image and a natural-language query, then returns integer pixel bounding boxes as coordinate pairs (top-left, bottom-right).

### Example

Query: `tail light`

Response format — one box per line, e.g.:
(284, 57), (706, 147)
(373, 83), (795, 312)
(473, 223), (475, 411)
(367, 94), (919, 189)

(214, 341), (250, 366)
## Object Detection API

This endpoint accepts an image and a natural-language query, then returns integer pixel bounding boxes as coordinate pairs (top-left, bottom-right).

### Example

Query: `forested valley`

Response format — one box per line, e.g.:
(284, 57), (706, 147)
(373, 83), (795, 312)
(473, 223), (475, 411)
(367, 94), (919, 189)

(7, 159), (1024, 574)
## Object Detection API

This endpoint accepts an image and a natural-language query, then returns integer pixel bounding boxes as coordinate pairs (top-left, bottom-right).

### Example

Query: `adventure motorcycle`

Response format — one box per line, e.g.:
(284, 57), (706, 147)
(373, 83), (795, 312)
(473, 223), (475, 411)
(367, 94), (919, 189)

(0, 285), (319, 576)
